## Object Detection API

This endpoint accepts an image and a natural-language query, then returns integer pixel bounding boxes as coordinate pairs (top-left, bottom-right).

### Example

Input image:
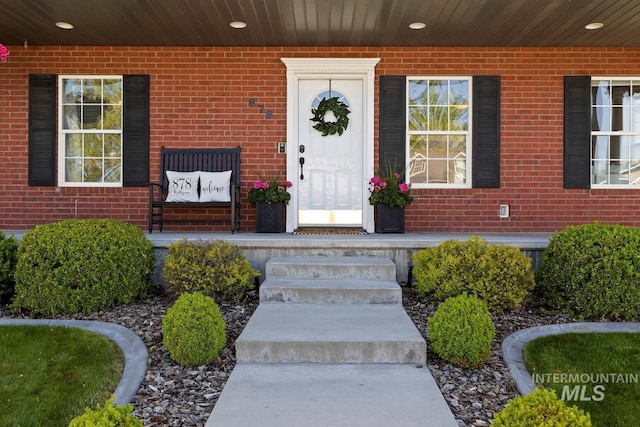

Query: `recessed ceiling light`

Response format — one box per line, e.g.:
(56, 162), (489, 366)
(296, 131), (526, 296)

(585, 22), (604, 30)
(55, 21), (74, 30)
(409, 22), (426, 30)
(230, 21), (247, 29)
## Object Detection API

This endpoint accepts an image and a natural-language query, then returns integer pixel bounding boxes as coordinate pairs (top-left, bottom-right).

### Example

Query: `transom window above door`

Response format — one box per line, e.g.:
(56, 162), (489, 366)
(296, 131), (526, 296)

(591, 78), (640, 187)
(58, 75), (123, 186)
(407, 77), (471, 188)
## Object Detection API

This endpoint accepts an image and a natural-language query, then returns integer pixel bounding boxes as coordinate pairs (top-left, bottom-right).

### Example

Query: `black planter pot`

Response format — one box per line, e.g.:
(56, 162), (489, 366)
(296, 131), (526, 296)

(374, 204), (405, 234)
(255, 202), (285, 233)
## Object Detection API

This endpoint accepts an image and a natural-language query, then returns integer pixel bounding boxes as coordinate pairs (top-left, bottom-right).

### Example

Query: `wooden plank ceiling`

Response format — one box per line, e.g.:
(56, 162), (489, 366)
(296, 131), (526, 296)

(0, 0), (639, 47)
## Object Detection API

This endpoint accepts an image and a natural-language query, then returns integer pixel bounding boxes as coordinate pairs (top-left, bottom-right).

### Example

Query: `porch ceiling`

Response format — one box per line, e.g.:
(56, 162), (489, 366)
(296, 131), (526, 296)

(0, 0), (639, 48)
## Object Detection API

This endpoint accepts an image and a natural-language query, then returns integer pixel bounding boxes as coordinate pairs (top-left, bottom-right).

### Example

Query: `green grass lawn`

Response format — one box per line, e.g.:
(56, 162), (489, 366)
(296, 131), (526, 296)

(524, 332), (640, 427)
(0, 325), (124, 427)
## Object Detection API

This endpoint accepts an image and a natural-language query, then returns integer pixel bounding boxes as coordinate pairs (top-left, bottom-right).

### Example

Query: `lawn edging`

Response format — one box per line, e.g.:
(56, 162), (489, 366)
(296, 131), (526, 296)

(502, 322), (640, 395)
(0, 318), (148, 405)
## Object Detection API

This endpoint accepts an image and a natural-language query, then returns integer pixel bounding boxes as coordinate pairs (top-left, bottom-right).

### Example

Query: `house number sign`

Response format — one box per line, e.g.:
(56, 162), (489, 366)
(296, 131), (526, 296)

(248, 98), (272, 119)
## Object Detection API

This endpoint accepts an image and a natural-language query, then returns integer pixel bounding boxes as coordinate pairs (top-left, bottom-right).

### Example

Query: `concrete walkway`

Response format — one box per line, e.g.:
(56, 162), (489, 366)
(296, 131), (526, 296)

(206, 256), (457, 427)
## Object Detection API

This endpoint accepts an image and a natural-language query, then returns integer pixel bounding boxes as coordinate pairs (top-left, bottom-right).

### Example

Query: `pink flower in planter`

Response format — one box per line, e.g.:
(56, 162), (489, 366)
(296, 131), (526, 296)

(0, 44), (9, 63)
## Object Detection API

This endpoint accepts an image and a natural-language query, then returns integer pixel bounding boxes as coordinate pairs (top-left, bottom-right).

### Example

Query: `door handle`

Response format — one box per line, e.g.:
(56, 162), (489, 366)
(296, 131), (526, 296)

(299, 157), (305, 180)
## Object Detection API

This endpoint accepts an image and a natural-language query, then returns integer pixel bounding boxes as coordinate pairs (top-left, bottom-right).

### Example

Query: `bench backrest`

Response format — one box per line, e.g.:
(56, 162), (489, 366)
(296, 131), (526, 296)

(159, 146), (241, 193)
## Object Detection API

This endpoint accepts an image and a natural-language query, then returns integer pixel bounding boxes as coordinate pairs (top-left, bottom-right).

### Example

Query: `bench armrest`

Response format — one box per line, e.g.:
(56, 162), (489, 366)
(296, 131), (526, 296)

(149, 182), (164, 203)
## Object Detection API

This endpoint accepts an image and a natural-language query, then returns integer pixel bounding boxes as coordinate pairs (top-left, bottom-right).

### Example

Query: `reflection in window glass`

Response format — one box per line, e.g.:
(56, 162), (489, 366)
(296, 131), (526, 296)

(591, 78), (640, 186)
(408, 77), (471, 186)
(59, 76), (123, 185)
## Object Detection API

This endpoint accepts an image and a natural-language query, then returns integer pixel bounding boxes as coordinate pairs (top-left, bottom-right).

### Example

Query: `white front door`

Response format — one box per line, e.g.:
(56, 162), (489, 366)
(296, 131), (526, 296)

(297, 79), (364, 227)
(281, 58), (379, 233)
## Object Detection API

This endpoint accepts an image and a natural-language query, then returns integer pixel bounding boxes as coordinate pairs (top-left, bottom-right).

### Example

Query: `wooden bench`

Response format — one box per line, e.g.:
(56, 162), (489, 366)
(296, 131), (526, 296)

(149, 146), (241, 233)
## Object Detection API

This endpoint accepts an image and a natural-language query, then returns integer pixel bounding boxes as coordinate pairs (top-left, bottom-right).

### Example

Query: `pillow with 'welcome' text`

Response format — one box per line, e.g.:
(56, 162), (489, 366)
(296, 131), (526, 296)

(198, 170), (231, 202)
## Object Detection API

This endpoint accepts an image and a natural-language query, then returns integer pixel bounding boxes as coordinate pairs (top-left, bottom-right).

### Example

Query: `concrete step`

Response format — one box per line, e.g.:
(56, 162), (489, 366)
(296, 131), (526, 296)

(235, 303), (426, 364)
(205, 363), (458, 427)
(265, 256), (396, 281)
(259, 278), (402, 304)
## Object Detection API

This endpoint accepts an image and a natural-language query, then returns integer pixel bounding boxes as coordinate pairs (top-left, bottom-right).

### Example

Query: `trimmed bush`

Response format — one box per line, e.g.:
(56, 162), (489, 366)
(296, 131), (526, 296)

(491, 388), (592, 427)
(427, 294), (495, 368)
(535, 222), (640, 320)
(69, 397), (143, 427)
(12, 219), (154, 316)
(162, 239), (259, 301)
(0, 232), (19, 304)
(412, 236), (535, 312)
(162, 292), (227, 366)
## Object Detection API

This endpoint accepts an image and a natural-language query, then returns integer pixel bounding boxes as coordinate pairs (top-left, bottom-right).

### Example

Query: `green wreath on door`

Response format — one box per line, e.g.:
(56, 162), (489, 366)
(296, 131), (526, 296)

(310, 97), (350, 136)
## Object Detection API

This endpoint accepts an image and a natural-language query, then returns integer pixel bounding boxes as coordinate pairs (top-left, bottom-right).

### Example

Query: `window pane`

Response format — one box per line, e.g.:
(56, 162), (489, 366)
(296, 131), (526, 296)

(409, 135), (427, 182)
(83, 79), (102, 103)
(427, 135), (447, 158)
(408, 106), (429, 131)
(84, 134), (103, 157)
(82, 105), (102, 129)
(103, 79), (122, 103)
(63, 79), (82, 103)
(103, 105), (122, 130)
(428, 159), (448, 183)
(449, 106), (469, 131)
(429, 106), (449, 131)
(65, 134), (82, 157)
(66, 159), (83, 182)
(84, 159), (103, 183)
(450, 135), (466, 157)
(105, 134), (121, 157)
(62, 105), (80, 129)
(450, 80), (469, 105)
(408, 80), (429, 104)
(103, 160), (121, 183)
(430, 80), (448, 105)
(630, 160), (640, 184)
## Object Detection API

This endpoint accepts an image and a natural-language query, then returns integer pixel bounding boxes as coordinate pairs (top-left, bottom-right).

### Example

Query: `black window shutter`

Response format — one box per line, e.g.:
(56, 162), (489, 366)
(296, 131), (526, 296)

(472, 75), (501, 188)
(379, 75), (406, 174)
(563, 76), (591, 189)
(28, 74), (56, 186)
(123, 74), (150, 187)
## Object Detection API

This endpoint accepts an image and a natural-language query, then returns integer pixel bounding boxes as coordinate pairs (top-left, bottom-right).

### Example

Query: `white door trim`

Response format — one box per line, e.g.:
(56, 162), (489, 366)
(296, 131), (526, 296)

(281, 57), (380, 233)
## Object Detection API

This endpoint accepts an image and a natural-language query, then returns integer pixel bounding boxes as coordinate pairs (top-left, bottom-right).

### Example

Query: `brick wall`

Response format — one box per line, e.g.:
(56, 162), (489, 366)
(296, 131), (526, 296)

(2, 45), (640, 232)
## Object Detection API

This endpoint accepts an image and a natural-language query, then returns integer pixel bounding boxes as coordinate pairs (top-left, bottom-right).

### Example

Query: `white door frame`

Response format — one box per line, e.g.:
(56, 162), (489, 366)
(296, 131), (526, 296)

(281, 57), (380, 233)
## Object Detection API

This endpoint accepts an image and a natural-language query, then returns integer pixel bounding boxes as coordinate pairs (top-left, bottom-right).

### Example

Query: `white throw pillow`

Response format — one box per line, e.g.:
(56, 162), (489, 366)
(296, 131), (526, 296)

(165, 171), (200, 202)
(199, 170), (232, 202)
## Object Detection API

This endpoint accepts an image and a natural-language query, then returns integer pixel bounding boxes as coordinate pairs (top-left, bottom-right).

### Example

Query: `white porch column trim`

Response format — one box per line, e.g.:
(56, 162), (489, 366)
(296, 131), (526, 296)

(281, 57), (380, 233)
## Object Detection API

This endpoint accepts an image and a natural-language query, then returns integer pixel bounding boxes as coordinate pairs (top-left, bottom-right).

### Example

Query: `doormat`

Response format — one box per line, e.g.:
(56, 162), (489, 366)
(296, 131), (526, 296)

(293, 228), (368, 235)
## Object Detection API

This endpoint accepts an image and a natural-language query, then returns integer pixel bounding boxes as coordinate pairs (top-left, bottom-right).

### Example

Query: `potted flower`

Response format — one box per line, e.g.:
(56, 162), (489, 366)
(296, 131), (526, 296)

(368, 167), (413, 233)
(248, 175), (292, 233)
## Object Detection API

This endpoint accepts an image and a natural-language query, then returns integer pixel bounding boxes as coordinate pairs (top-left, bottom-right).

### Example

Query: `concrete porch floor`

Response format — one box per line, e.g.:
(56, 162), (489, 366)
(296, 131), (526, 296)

(146, 231), (552, 284)
(3, 229), (551, 284)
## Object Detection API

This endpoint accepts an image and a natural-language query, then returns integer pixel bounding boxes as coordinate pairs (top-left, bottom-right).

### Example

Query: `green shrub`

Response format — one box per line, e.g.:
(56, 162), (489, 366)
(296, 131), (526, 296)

(12, 219), (154, 316)
(491, 388), (592, 427)
(535, 222), (640, 320)
(69, 397), (143, 427)
(412, 236), (535, 312)
(162, 292), (227, 366)
(427, 294), (495, 368)
(162, 239), (259, 301)
(0, 232), (19, 304)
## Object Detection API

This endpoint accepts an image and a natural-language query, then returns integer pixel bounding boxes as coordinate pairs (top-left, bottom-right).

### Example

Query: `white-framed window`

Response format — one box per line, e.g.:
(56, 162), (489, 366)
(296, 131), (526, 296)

(58, 75), (123, 186)
(407, 77), (471, 188)
(591, 78), (640, 188)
